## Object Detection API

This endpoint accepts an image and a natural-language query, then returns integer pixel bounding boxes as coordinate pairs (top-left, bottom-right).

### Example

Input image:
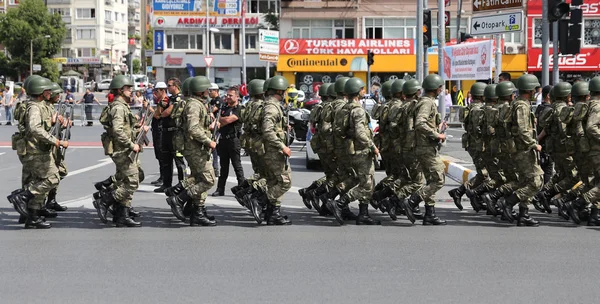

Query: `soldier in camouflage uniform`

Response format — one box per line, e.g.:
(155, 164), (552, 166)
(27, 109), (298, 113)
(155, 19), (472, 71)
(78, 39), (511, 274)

(94, 75), (143, 227)
(495, 74), (543, 226)
(448, 82), (488, 210)
(7, 77), (67, 229)
(405, 74), (447, 225)
(165, 76), (217, 226)
(565, 77), (600, 225)
(533, 82), (579, 215)
(245, 75), (292, 225)
(327, 77), (380, 225)
(530, 85), (554, 213)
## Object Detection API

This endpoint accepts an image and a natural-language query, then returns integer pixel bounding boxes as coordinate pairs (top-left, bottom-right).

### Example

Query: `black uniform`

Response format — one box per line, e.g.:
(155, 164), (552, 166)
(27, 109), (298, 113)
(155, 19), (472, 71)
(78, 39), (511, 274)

(159, 93), (186, 188)
(211, 95), (223, 175)
(215, 102), (245, 192)
(152, 98), (163, 170)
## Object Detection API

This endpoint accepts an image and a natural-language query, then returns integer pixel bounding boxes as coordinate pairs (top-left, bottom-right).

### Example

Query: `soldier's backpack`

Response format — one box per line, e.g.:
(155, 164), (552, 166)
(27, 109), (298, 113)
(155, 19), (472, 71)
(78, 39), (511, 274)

(458, 105), (470, 123)
(333, 102), (361, 140)
(99, 104), (112, 128)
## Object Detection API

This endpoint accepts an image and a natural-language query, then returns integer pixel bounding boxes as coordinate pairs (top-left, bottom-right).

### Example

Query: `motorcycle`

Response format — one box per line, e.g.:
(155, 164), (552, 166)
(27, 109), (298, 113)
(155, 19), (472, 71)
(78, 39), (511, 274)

(287, 107), (310, 144)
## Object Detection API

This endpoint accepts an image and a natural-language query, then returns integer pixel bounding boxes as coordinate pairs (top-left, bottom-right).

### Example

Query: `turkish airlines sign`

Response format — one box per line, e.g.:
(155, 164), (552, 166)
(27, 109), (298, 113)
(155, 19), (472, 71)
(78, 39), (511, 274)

(279, 39), (415, 55)
(528, 48), (600, 71)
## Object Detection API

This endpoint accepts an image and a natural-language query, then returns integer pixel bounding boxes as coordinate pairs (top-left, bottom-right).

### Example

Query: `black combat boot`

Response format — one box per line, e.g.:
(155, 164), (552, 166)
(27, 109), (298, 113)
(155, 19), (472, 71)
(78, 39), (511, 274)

(516, 205), (539, 227)
(266, 205), (292, 226)
(318, 187), (340, 214)
(565, 197), (586, 225)
(465, 185), (488, 212)
(115, 205), (141, 228)
(356, 203), (381, 225)
(39, 208), (57, 219)
(245, 189), (268, 224)
(448, 184), (467, 211)
(380, 197), (397, 221)
(166, 190), (191, 222)
(482, 190), (503, 216)
(24, 208), (51, 229)
(190, 205), (217, 226)
(200, 205), (215, 221)
(150, 176), (163, 186)
(231, 179), (250, 195)
(128, 207), (141, 218)
(94, 177), (113, 191)
(164, 182), (185, 197)
(154, 185), (170, 193)
(372, 186), (394, 205)
(588, 208), (600, 226)
(182, 201), (193, 218)
(45, 188), (68, 211)
(96, 190), (118, 224)
(310, 184), (329, 212)
(327, 194), (350, 225)
(403, 193), (422, 224)
(299, 181), (320, 210)
(535, 188), (557, 214)
(7, 189), (34, 218)
(497, 193), (518, 223)
(341, 206), (357, 221)
(423, 205), (447, 226)
(236, 186), (256, 208)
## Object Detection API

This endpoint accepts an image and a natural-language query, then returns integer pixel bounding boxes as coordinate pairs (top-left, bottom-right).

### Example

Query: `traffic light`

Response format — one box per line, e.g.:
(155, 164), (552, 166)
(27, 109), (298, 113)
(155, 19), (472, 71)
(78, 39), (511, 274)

(548, 0), (570, 22)
(367, 50), (375, 66)
(423, 9), (432, 48)
(458, 32), (473, 44)
(559, 9), (582, 55)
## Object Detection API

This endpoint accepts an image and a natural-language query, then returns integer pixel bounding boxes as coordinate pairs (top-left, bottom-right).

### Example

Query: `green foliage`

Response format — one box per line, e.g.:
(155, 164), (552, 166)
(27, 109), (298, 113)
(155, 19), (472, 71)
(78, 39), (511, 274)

(40, 58), (60, 82)
(0, 0), (66, 75)
(133, 58), (141, 74)
(144, 27), (154, 51)
(262, 9), (279, 30)
(0, 52), (17, 79)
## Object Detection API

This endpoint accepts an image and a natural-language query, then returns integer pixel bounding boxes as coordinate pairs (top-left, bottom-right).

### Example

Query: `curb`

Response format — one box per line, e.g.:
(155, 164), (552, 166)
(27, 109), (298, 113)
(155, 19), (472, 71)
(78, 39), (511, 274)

(442, 159), (476, 184)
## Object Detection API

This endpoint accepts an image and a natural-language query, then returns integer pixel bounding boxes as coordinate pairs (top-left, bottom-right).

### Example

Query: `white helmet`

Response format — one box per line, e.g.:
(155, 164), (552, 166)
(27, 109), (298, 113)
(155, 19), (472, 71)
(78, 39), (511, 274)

(155, 82), (168, 89)
(297, 90), (305, 102)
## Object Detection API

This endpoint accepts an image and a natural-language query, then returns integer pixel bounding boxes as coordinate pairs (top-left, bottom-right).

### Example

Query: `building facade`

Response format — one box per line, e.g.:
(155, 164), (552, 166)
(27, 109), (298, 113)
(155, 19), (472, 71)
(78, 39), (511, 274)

(150, 0), (277, 86)
(278, 0), (528, 96)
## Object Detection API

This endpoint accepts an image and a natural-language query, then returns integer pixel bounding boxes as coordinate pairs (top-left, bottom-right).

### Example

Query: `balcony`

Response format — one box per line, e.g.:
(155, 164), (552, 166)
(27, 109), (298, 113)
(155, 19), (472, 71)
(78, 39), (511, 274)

(128, 0), (141, 9)
(64, 37), (72, 44)
(46, 0), (72, 4)
(105, 20), (114, 28)
(128, 20), (140, 27)
(281, 0), (359, 9)
(62, 15), (71, 24)
(105, 0), (112, 6)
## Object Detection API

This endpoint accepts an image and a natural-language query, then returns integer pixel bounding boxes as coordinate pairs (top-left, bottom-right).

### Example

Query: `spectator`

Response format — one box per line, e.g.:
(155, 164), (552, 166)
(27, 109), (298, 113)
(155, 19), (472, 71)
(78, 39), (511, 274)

(132, 90), (144, 108)
(64, 89), (75, 104)
(499, 72), (511, 83)
(2, 86), (14, 125)
(145, 84), (154, 101)
(212, 87), (245, 196)
(464, 91), (472, 106)
(444, 89), (452, 108)
(208, 83), (222, 177)
(150, 82), (167, 186)
(77, 88), (100, 126)
(534, 86), (542, 105)
(17, 86), (26, 102)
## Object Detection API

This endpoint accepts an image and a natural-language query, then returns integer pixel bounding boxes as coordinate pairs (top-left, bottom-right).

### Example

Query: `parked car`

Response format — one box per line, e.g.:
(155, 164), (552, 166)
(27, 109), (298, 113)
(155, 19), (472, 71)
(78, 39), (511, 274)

(133, 75), (149, 91)
(97, 79), (112, 91)
(305, 113), (381, 170)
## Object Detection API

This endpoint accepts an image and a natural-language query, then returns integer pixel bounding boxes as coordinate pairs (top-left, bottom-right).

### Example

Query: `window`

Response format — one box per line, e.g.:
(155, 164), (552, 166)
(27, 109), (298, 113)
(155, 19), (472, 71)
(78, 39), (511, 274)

(584, 19), (600, 46)
(76, 29), (96, 40)
(245, 33), (257, 51)
(291, 19), (354, 39)
(114, 12), (119, 22)
(76, 8), (96, 19)
(247, 0), (279, 14)
(121, 13), (126, 22)
(166, 33), (203, 50)
(105, 30), (113, 43)
(364, 19), (383, 39)
(121, 32), (126, 42)
(49, 8), (70, 16)
(213, 33), (233, 51)
(61, 48), (71, 57)
(105, 10), (111, 21)
(77, 48), (96, 57)
(431, 17), (468, 41)
(9, 0), (18, 4)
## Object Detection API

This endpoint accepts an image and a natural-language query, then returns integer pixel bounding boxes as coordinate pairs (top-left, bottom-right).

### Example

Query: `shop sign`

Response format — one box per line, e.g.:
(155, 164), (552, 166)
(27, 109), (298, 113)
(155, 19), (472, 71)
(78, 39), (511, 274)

(153, 0), (240, 16)
(165, 54), (184, 66)
(153, 15), (260, 28)
(279, 39), (415, 55)
(66, 57), (101, 65)
(528, 48), (600, 72)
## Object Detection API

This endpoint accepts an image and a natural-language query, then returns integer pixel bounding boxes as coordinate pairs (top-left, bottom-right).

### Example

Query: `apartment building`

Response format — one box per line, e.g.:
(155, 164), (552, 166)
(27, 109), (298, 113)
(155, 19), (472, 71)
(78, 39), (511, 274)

(278, 0), (527, 94)
(150, 0), (278, 85)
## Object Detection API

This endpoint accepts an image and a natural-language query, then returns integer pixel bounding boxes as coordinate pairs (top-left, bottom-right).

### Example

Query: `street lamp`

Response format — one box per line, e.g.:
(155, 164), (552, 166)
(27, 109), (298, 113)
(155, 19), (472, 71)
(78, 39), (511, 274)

(205, 0), (220, 81)
(109, 42), (128, 79)
(30, 35), (51, 76)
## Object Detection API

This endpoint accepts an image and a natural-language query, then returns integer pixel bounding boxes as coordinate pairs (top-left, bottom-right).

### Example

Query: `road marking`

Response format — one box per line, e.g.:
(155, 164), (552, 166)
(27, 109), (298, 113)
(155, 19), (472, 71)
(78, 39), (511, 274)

(0, 152), (5, 156)
(66, 158), (113, 178)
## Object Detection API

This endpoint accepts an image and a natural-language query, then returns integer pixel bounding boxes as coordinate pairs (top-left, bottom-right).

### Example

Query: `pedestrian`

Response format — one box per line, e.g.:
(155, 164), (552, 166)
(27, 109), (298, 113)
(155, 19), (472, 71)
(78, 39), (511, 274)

(2, 85), (14, 125)
(212, 86), (245, 196)
(208, 83), (222, 176)
(64, 89), (75, 104)
(464, 91), (472, 106)
(132, 90), (144, 108)
(150, 82), (167, 186)
(76, 88), (100, 126)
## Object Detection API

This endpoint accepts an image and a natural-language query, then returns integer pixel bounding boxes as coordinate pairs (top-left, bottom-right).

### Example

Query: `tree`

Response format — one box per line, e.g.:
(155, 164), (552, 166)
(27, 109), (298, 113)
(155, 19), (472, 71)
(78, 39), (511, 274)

(0, 0), (66, 78)
(40, 58), (60, 82)
(0, 52), (17, 79)
(263, 9), (279, 30)
(133, 58), (141, 74)
(144, 27), (154, 51)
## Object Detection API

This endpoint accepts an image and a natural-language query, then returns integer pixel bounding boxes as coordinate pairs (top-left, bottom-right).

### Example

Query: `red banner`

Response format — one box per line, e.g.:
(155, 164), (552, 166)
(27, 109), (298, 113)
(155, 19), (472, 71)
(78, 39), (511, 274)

(279, 39), (415, 56)
(527, 0), (600, 16)
(527, 48), (600, 72)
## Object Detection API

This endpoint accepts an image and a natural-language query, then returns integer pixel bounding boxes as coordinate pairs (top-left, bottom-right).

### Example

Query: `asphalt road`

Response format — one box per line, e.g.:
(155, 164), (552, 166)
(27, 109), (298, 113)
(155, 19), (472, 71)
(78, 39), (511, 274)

(0, 125), (597, 304)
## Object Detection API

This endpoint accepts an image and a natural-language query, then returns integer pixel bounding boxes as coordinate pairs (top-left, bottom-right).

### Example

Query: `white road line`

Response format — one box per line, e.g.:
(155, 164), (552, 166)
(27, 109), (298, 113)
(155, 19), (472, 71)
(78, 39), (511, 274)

(0, 152), (6, 156)
(66, 158), (113, 178)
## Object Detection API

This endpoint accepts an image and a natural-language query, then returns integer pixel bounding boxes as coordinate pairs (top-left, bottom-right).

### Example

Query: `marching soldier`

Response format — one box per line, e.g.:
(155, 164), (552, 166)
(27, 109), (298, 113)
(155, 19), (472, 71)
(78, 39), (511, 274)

(405, 74), (447, 225)
(7, 77), (67, 229)
(165, 76), (217, 226)
(327, 77), (380, 225)
(45, 82), (70, 214)
(448, 82), (488, 210)
(94, 75), (143, 227)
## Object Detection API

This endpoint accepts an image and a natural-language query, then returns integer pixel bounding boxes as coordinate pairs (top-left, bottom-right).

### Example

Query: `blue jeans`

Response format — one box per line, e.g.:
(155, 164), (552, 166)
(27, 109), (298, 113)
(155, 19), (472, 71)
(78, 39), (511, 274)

(4, 106), (12, 122)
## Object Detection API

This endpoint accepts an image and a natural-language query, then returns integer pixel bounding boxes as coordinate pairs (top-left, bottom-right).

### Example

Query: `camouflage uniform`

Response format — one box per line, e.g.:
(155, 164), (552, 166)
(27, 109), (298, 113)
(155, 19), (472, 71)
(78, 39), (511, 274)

(578, 92), (600, 225)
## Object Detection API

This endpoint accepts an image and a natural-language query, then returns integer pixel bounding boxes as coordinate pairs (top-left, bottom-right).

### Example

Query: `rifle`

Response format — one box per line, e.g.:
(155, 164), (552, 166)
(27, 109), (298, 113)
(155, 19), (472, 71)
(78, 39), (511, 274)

(284, 103), (291, 170)
(437, 112), (451, 150)
(58, 104), (74, 159)
(208, 104), (222, 161)
(50, 99), (66, 138)
(128, 106), (153, 162)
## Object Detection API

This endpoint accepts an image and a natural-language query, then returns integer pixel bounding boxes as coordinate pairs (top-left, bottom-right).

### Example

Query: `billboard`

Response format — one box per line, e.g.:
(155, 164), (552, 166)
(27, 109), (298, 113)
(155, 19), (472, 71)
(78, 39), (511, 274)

(153, 0), (241, 16)
(441, 40), (493, 81)
(279, 39), (415, 56)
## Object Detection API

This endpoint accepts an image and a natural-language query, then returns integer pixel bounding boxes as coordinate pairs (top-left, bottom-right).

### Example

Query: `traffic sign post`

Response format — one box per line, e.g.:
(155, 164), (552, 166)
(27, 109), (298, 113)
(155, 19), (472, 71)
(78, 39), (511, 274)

(259, 29), (280, 63)
(472, 0), (522, 13)
(204, 56), (214, 68)
(470, 11), (523, 36)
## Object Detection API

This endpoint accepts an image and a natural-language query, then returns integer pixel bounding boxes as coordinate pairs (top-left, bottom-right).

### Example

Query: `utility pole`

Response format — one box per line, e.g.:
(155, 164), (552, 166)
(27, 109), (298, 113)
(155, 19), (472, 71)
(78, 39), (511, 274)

(552, 21), (560, 84)
(541, 0), (550, 86)
(423, 1), (429, 77)
(416, 0), (424, 82)
(456, 0), (463, 92)
(241, 0), (247, 84)
(438, 0), (446, 118)
(206, 0), (211, 81)
(495, 34), (502, 83)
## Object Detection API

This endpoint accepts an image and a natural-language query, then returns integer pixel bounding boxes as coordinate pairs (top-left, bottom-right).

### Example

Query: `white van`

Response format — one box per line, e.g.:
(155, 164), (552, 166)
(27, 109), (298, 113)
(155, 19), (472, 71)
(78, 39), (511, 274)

(133, 75), (149, 91)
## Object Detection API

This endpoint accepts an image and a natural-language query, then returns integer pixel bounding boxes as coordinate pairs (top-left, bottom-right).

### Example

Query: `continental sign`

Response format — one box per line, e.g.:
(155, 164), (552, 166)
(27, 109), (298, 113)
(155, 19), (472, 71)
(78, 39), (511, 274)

(278, 55), (417, 72)
(279, 39), (415, 55)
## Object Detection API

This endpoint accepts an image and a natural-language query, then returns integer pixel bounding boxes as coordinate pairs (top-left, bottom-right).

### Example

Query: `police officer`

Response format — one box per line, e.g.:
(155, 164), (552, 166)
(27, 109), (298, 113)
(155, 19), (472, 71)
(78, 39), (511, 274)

(208, 83), (222, 176)
(150, 82), (168, 186)
(212, 86), (245, 196)
(154, 77), (186, 192)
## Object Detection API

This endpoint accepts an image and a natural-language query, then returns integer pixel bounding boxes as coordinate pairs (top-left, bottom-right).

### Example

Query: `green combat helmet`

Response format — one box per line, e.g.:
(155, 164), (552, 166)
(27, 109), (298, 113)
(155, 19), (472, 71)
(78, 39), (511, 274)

(248, 79), (265, 97)
(109, 75), (134, 90)
(381, 80), (394, 99)
(470, 82), (487, 98)
(23, 75), (43, 93)
(495, 81), (516, 97)
(189, 76), (211, 95)
(571, 81), (590, 97)
(263, 78), (271, 94)
(318, 83), (331, 99)
(50, 82), (63, 98)
(28, 77), (53, 96)
(422, 74), (443, 91)
(266, 75), (289, 91)
(402, 79), (422, 96)
(549, 86), (556, 100)
(390, 79), (406, 96)
(589, 76), (600, 94)
(516, 73), (540, 91)
(13, 85), (22, 95)
(181, 77), (192, 97)
(344, 77), (365, 95)
(484, 84), (498, 100)
(553, 82), (572, 99)
(334, 77), (350, 95)
(327, 82), (336, 98)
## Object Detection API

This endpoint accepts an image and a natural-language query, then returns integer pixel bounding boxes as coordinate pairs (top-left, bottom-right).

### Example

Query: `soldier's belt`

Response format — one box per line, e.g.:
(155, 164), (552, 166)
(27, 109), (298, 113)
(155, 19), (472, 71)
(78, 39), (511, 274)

(166, 127), (180, 132)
